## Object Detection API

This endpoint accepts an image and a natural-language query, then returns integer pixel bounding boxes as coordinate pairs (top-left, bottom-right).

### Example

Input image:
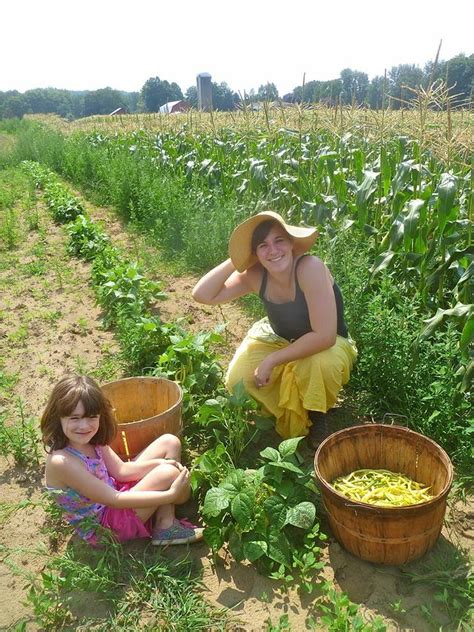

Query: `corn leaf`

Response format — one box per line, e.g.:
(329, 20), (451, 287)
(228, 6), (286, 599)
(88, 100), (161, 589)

(436, 173), (457, 235)
(419, 304), (473, 342)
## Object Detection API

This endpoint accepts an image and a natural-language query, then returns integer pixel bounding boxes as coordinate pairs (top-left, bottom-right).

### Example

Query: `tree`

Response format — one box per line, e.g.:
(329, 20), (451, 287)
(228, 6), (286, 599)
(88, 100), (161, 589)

(388, 64), (424, 108)
(290, 79), (342, 105)
(257, 82), (279, 101)
(212, 82), (235, 111)
(83, 87), (127, 116)
(121, 91), (140, 113)
(340, 69), (369, 105)
(368, 75), (386, 109)
(1, 94), (29, 118)
(23, 88), (76, 118)
(140, 77), (183, 112)
(185, 85), (198, 108)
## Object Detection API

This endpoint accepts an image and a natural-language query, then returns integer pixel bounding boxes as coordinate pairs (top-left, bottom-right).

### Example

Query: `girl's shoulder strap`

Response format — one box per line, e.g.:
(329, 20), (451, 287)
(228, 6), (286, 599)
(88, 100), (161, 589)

(63, 446), (101, 461)
(63, 446), (87, 460)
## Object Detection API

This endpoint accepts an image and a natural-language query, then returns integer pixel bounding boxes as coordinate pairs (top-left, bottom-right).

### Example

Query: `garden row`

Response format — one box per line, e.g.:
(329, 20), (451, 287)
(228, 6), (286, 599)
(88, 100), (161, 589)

(18, 161), (392, 630)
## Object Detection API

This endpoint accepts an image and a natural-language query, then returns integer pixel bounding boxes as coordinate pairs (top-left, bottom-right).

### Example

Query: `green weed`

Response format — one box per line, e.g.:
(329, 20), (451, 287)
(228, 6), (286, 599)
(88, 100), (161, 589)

(0, 208), (21, 249)
(20, 541), (228, 630)
(403, 543), (473, 628)
(22, 260), (47, 276)
(7, 325), (28, 347)
(314, 582), (387, 631)
(0, 399), (41, 466)
(0, 368), (18, 396)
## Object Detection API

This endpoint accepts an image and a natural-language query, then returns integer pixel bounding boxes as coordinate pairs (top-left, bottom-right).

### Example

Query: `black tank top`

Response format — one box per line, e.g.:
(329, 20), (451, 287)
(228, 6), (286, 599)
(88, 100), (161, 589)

(259, 257), (348, 342)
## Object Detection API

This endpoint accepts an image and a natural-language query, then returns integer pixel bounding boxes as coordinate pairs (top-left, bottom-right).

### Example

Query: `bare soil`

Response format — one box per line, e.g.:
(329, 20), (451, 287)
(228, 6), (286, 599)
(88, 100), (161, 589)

(0, 189), (472, 631)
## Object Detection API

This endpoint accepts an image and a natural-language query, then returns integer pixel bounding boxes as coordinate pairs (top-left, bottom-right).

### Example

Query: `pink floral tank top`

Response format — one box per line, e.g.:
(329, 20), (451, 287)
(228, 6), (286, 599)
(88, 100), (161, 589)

(47, 445), (116, 543)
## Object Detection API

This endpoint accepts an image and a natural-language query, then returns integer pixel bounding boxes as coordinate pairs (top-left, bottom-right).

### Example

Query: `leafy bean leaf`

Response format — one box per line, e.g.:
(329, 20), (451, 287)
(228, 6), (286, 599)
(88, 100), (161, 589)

(285, 502), (316, 529)
(278, 437), (304, 457)
(203, 487), (232, 517)
(231, 491), (255, 528)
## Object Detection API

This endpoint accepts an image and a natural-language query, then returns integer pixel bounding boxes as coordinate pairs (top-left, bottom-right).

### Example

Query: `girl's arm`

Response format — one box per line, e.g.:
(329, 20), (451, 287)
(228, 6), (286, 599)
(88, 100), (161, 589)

(192, 258), (260, 305)
(100, 446), (181, 482)
(47, 453), (187, 509)
(254, 257), (337, 386)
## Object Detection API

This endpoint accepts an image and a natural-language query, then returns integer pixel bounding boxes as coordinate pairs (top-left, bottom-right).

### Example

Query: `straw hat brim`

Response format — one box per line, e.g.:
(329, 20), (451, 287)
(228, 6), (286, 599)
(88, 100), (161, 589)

(229, 211), (318, 272)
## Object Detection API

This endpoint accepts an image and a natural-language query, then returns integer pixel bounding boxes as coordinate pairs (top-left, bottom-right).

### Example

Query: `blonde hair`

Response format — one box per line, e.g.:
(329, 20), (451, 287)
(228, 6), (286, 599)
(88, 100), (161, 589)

(40, 375), (117, 452)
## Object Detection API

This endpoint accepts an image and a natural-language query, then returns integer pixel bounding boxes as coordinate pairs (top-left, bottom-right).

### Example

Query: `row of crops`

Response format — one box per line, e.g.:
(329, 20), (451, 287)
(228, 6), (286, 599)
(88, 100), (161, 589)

(2, 116), (473, 475)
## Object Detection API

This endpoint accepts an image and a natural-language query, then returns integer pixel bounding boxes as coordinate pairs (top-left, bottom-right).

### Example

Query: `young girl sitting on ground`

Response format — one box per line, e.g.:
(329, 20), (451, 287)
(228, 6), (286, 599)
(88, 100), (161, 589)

(41, 374), (203, 546)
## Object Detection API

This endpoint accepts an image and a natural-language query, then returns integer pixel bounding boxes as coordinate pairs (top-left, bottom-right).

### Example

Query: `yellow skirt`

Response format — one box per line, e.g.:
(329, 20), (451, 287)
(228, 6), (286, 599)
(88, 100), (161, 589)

(225, 318), (357, 439)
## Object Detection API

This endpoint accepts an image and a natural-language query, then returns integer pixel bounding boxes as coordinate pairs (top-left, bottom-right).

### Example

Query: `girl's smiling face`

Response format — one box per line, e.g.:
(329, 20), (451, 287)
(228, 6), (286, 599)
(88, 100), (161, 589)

(60, 400), (100, 449)
(255, 225), (294, 272)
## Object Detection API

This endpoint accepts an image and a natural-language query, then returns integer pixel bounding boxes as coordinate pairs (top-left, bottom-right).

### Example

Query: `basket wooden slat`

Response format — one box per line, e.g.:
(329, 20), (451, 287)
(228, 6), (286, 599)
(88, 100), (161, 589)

(101, 377), (183, 460)
(314, 424), (453, 565)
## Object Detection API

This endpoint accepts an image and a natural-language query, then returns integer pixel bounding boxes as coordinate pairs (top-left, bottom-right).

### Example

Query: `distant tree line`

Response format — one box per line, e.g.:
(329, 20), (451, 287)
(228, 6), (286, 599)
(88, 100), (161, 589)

(1, 53), (472, 119)
(0, 87), (140, 120)
(287, 54), (473, 109)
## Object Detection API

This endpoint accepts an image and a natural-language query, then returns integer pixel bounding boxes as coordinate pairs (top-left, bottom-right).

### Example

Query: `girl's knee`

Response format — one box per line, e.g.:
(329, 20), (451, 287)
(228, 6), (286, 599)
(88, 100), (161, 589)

(159, 433), (181, 451)
(149, 433), (181, 457)
(154, 462), (180, 485)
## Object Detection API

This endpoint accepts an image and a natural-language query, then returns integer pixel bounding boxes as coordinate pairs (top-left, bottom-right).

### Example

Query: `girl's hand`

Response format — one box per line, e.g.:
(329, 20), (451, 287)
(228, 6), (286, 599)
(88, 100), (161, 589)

(157, 458), (183, 471)
(254, 356), (276, 388)
(169, 467), (190, 498)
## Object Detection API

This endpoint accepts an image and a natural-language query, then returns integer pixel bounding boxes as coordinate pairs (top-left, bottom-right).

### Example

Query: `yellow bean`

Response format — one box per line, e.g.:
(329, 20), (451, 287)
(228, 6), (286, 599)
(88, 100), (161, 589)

(331, 469), (432, 507)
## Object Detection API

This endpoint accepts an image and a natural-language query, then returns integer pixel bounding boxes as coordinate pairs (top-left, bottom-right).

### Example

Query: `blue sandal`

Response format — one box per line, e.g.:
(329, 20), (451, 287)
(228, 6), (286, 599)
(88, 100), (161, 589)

(152, 519), (204, 546)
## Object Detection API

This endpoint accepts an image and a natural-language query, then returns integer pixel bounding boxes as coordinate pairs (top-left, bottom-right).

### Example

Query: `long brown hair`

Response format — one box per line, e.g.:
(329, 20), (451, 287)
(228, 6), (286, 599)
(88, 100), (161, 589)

(40, 375), (117, 452)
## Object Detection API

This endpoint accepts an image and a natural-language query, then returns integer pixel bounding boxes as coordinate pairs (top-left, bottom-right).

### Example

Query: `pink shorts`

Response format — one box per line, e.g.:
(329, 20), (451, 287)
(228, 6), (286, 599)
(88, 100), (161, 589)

(100, 481), (152, 542)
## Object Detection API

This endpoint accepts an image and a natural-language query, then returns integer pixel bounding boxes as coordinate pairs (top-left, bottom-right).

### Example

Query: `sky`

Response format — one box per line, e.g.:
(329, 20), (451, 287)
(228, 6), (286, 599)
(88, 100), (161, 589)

(1, 0), (472, 96)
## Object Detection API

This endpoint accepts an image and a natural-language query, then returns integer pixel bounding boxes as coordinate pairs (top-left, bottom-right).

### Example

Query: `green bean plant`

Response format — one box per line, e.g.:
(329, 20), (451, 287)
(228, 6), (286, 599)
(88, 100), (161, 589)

(66, 213), (110, 260)
(202, 437), (326, 590)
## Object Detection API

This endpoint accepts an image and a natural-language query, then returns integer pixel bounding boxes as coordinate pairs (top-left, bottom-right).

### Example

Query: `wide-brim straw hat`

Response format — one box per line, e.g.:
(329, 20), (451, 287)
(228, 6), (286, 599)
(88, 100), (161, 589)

(229, 211), (318, 272)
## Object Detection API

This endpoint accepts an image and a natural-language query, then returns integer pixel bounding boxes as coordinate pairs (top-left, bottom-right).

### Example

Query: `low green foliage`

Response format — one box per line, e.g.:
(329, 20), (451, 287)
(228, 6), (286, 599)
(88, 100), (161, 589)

(202, 437), (326, 589)
(191, 379), (272, 466)
(67, 213), (110, 260)
(314, 582), (387, 631)
(116, 315), (175, 374)
(154, 327), (224, 416)
(0, 166), (32, 250)
(0, 368), (18, 396)
(0, 207), (21, 249)
(0, 400), (41, 467)
(21, 540), (227, 630)
(403, 543), (474, 628)
(44, 180), (84, 224)
(94, 259), (165, 327)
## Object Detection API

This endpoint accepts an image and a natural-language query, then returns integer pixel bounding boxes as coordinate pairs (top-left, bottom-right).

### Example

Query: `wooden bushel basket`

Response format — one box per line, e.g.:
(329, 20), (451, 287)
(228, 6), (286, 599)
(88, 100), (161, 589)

(101, 377), (183, 460)
(314, 424), (453, 565)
